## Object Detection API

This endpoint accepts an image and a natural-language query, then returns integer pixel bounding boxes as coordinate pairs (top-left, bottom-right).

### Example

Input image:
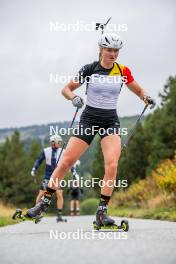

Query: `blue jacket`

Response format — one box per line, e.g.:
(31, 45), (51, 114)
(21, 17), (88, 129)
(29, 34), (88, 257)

(32, 147), (77, 180)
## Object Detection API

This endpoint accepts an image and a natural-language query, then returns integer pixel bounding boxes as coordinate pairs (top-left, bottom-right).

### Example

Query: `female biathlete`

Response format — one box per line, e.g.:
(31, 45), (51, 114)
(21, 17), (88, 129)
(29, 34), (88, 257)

(26, 33), (155, 226)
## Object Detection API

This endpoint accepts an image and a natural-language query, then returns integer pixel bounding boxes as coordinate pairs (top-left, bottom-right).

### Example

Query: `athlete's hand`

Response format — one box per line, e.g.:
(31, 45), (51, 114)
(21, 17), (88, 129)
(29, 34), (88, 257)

(31, 169), (36, 177)
(143, 95), (156, 109)
(72, 96), (84, 109)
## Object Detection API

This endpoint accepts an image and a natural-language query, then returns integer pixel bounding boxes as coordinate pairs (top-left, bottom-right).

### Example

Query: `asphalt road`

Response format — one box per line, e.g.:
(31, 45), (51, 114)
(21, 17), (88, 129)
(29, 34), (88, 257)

(0, 216), (176, 264)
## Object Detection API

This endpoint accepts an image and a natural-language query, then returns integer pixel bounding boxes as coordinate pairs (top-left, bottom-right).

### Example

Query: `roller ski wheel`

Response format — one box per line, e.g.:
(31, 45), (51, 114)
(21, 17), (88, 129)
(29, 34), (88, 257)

(56, 216), (67, 223)
(120, 220), (129, 232)
(12, 208), (43, 224)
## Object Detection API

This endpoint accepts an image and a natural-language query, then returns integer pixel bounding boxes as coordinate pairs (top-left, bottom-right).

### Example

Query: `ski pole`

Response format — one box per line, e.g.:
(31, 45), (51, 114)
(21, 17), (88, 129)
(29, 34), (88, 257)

(56, 107), (79, 164)
(95, 17), (112, 35)
(121, 104), (149, 153)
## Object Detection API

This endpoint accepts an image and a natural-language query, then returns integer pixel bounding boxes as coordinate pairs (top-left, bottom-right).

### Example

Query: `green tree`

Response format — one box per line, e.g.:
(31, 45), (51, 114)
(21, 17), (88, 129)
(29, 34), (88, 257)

(0, 132), (43, 206)
(144, 76), (176, 173)
(0, 131), (27, 205)
(118, 123), (148, 185)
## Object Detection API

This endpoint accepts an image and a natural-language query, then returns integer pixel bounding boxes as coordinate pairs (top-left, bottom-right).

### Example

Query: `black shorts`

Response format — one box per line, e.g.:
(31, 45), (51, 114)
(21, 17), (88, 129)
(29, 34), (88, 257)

(72, 105), (120, 145)
(69, 189), (81, 201)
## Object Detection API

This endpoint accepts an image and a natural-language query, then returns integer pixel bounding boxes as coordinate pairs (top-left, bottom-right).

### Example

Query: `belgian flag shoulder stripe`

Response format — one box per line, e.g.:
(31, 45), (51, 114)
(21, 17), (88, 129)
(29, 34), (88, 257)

(109, 63), (125, 76)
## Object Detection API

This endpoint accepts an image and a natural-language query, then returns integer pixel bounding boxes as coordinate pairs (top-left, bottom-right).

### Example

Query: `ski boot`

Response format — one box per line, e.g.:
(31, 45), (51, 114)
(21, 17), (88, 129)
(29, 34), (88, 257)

(93, 205), (129, 232)
(25, 196), (51, 221)
(56, 215), (67, 223)
(94, 205), (115, 228)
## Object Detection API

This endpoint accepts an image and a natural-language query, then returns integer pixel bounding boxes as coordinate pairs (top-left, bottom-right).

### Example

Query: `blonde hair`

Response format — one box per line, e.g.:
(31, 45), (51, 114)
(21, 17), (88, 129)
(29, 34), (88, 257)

(99, 47), (103, 62)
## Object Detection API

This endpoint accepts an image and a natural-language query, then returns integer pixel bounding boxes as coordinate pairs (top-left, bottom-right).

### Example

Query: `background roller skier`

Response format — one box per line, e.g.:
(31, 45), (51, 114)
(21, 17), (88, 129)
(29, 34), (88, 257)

(68, 164), (83, 216)
(31, 134), (66, 222)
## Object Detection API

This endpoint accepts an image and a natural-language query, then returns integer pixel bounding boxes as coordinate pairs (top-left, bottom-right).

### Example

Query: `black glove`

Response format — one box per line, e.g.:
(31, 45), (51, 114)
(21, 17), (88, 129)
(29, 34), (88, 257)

(72, 96), (84, 109)
(143, 95), (156, 109)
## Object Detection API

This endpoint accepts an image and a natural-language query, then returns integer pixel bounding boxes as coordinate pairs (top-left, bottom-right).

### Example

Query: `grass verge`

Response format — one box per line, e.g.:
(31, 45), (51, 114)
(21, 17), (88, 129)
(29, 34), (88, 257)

(0, 203), (18, 227)
(109, 206), (176, 222)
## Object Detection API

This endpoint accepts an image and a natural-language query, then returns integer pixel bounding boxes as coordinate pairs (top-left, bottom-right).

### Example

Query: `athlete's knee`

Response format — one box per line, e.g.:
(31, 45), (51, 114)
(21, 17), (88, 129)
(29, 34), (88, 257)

(60, 156), (75, 171)
(105, 160), (118, 174)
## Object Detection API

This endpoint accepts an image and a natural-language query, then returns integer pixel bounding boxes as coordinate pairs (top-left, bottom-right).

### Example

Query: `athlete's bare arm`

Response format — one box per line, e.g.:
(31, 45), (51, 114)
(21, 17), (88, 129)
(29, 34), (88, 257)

(62, 80), (81, 100)
(127, 80), (147, 100)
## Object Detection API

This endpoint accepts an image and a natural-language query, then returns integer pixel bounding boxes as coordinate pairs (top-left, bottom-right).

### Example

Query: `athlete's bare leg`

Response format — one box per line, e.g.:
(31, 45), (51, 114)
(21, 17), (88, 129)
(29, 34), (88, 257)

(35, 190), (44, 205)
(100, 134), (121, 196)
(70, 200), (75, 216)
(56, 190), (63, 210)
(75, 200), (80, 216)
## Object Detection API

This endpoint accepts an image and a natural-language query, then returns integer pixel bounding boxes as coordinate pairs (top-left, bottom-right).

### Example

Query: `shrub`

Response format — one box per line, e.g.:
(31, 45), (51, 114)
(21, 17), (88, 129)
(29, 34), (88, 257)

(80, 198), (99, 215)
(152, 159), (176, 194)
(111, 156), (176, 209)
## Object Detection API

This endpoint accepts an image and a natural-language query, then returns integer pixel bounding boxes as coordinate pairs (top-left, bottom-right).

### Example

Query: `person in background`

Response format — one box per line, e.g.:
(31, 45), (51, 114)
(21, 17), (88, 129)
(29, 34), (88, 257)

(31, 135), (65, 222)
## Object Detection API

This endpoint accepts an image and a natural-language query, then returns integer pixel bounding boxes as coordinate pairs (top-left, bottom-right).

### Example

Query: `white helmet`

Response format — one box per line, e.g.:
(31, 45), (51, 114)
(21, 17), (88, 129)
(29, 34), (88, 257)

(50, 134), (62, 143)
(98, 33), (123, 49)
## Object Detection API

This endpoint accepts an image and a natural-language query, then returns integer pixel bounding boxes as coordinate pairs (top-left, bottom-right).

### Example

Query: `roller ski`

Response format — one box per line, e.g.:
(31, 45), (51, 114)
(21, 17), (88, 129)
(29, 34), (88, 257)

(93, 205), (129, 232)
(56, 215), (67, 223)
(12, 208), (43, 224)
(12, 196), (50, 224)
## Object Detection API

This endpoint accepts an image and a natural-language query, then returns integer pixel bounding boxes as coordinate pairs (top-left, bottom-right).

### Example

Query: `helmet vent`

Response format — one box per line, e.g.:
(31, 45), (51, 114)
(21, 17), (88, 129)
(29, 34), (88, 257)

(105, 37), (110, 44)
